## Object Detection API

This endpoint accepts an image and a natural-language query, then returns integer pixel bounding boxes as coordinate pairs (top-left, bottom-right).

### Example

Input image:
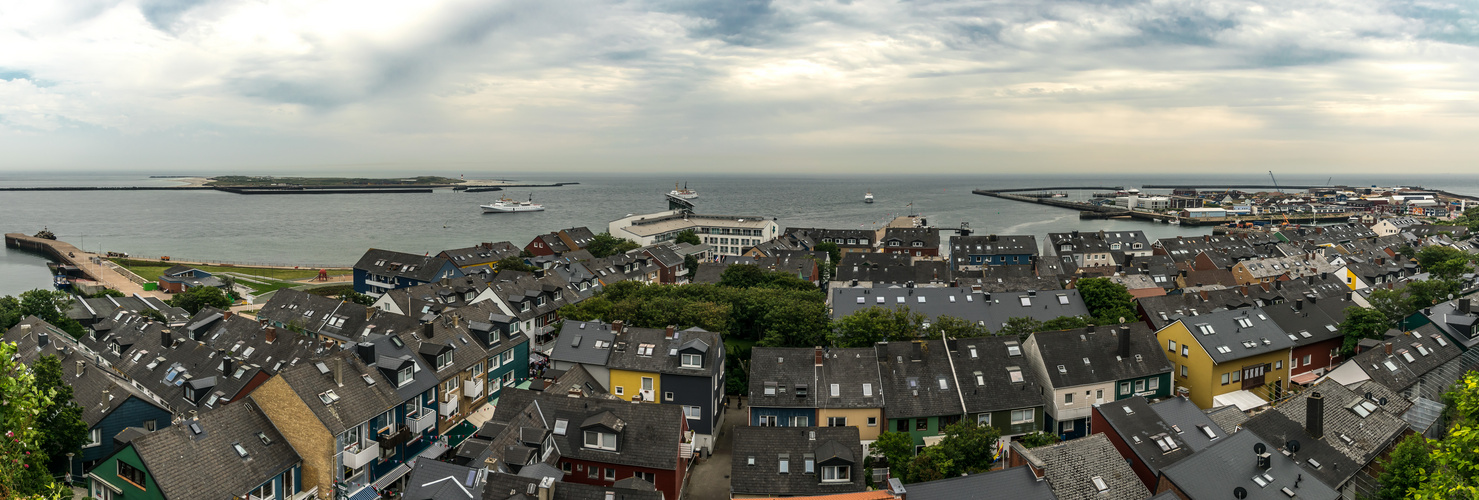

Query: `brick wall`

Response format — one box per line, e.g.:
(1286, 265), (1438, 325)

(251, 378), (335, 499)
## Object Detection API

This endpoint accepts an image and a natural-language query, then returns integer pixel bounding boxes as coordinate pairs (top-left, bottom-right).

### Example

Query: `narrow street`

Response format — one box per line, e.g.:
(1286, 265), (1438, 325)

(685, 399), (744, 499)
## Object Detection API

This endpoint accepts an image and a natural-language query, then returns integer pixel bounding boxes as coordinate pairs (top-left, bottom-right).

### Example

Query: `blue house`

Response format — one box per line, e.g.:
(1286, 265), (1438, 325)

(948, 235), (1039, 270)
(353, 249), (463, 296)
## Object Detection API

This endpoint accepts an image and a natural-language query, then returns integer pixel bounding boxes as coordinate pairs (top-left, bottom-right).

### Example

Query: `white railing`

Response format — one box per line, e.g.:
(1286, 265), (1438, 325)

(463, 378), (484, 399)
(342, 442), (380, 469)
(363, 278), (396, 290)
(439, 399), (457, 416)
(409, 409), (437, 434)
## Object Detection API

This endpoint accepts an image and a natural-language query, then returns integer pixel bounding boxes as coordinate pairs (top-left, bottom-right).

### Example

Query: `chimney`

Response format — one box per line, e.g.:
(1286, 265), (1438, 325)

(537, 476), (555, 500)
(265, 326), (278, 343)
(37, 330), (49, 348)
(333, 357), (344, 387)
(612, 320), (624, 335)
(1345, 291), (1353, 302)
(223, 311), (233, 321)
(356, 342), (376, 364)
(1385, 342), (1393, 355)
(161, 329), (173, 348)
(77, 360), (86, 377)
(1276, 280), (1283, 290)
(1257, 452), (1272, 470)
(423, 322), (435, 338)
(222, 355), (235, 376)
(666, 325), (676, 340)
(1307, 391), (1325, 440)
(366, 307), (374, 321)
(1119, 326), (1132, 358)
(990, 234), (999, 242)
(815, 347), (825, 366)
(1461, 299), (1472, 315)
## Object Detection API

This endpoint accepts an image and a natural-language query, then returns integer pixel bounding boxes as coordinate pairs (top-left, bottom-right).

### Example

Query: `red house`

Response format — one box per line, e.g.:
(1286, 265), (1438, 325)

(488, 389), (692, 500)
(879, 227), (940, 258)
(1266, 296), (1350, 387)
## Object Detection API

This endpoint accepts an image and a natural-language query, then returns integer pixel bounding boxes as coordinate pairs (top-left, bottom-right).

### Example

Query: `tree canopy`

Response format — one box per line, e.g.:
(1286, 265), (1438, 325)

(586, 232), (641, 258)
(674, 229), (701, 246)
(0, 290), (85, 339)
(557, 280), (829, 347)
(1382, 372), (1479, 498)
(870, 422), (1002, 484)
(1075, 277), (1140, 325)
(1417, 245), (1476, 281)
(167, 285), (233, 315)
(1338, 305), (1391, 356)
(0, 343), (73, 499)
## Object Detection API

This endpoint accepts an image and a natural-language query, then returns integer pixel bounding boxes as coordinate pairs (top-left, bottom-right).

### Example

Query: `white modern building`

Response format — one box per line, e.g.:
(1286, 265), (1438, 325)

(609, 210), (780, 257)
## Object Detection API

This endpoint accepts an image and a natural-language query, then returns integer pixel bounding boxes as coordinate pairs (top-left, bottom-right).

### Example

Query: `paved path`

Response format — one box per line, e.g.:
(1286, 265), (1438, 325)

(6, 233), (171, 300)
(685, 400), (743, 499)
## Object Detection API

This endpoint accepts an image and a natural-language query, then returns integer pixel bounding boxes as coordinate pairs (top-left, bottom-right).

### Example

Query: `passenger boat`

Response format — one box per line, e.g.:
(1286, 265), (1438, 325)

(481, 195), (545, 213)
(669, 182), (698, 199)
(864, 192), (874, 203)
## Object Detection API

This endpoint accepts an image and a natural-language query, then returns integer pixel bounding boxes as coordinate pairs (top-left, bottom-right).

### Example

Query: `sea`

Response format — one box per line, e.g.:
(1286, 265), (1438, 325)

(3, 171), (1478, 297)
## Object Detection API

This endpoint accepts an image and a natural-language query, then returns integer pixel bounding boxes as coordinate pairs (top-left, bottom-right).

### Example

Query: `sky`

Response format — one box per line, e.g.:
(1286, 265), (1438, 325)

(1, 0), (1477, 175)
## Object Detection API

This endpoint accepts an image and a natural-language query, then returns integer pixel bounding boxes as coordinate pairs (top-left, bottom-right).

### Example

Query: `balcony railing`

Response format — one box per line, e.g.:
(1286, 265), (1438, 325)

(342, 442), (380, 469)
(409, 408), (437, 434)
(463, 378), (484, 399)
(439, 398), (457, 416)
(363, 278), (396, 290)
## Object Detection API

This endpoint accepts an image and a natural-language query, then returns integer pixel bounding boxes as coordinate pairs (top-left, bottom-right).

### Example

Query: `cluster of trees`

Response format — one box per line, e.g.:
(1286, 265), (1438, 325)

(586, 232), (641, 258)
(870, 422), (1001, 483)
(1448, 206), (1479, 235)
(0, 290), (85, 339)
(1376, 371), (1479, 498)
(0, 342), (89, 499)
(166, 285), (233, 315)
(1076, 277), (1142, 326)
(1339, 245), (1476, 355)
(830, 306), (1095, 347)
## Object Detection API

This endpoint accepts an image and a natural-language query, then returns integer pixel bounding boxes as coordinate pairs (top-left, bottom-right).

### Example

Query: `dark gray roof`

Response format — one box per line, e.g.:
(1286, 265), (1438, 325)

(1028, 324), (1172, 389)
(539, 364), (612, 399)
(829, 288), (1090, 329)
(834, 252), (952, 286)
(2, 317), (168, 425)
(130, 400), (300, 499)
(950, 235), (1040, 260)
(404, 458), (484, 500)
(482, 472), (664, 500)
(1420, 298), (1479, 349)
(1254, 380), (1406, 473)
(900, 466), (1057, 500)
(1024, 433), (1151, 500)
(1150, 396), (1233, 448)
(1205, 405), (1249, 434)
(252, 351), (402, 436)
(949, 337), (1046, 414)
(492, 389), (684, 471)
(1171, 308), (1293, 365)
(1348, 324), (1462, 393)
(875, 340), (965, 419)
(730, 426), (866, 497)
(1261, 298), (1346, 347)
(1096, 396), (1223, 479)
(376, 275), (496, 318)
(1160, 430), (1340, 500)
(258, 288), (422, 342)
(355, 248), (457, 282)
(881, 227), (941, 249)
(748, 347), (885, 409)
(439, 241), (521, 268)
(603, 325), (723, 378)
(549, 321), (616, 366)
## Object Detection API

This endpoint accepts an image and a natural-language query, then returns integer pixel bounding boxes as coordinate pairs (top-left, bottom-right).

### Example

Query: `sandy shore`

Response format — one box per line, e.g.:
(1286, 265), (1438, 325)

(168, 177), (214, 187)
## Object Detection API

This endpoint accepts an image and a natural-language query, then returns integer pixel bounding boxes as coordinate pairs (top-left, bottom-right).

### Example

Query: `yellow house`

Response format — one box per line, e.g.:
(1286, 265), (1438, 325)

(609, 368), (662, 403)
(817, 408), (884, 442)
(1154, 308), (1295, 409)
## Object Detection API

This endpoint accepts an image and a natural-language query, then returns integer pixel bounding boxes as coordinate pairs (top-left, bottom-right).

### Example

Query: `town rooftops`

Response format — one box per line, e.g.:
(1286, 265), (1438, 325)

(603, 324), (723, 378)
(1335, 324), (1460, 392)
(439, 241), (522, 268)
(874, 340), (964, 420)
(730, 426), (866, 497)
(1029, 324), (1172, 389)
(252, 351), (401, 436)
(1168, 308), (1294, 365)
(1159, 430), (1340, 500)
(355, 248), (457, 283)
(1016, 433), (1151, 500)
(549, 321), (618, 366)
(749, 347), (885, 409)
(896, 466), (1057, 500)
(403, 459), (485, 500)
(2, 316), (168, 425)
(1097, 396), (1229, 479)
(950, 234), (1040, 257)
(829, 288), (1090, 329)
(491, 389), (685, 471)
(949, 337), (1045, 414)
(129, 399), (300, 499)
(1246, 380), (1406, 481)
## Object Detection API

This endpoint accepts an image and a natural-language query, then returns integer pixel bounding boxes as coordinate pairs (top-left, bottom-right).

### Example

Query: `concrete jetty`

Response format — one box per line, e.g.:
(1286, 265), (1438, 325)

(5, 233), (169, 299)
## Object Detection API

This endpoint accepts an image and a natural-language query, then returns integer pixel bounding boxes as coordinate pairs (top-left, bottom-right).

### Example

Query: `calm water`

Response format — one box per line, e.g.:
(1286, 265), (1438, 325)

(3, 172), (1477, 296)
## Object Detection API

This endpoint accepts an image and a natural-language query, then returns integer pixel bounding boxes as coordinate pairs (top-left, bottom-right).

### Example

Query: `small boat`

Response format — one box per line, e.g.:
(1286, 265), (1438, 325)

(1169, 218), (1181, 225)
(669, 182), (698, 199)
(864, 192), (874, 203)
(481, 194), (544, 213)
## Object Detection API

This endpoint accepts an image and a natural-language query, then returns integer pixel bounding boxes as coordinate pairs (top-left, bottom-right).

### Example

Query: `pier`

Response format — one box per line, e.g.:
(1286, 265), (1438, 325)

(5, 233), (169, 299)
(971, 189), (1359, 226)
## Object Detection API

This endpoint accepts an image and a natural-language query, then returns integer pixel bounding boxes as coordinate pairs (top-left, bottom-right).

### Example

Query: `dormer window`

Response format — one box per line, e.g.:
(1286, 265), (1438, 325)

(681, 353), (702, 368)
(520, 302), (531, 312)
(397, 366), (414, 387)
(1007, 367), (1024, 383)
(583, 430), (617, 451)
(821, 465), (850, 482)
(437, 351), (453, 370)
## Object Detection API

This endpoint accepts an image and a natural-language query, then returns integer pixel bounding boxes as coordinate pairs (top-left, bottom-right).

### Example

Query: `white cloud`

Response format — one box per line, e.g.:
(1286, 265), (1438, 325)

(0, 0), (1477, 173)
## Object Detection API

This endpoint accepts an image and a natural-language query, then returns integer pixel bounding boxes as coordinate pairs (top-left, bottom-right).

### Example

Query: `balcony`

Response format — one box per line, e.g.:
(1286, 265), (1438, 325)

(409, 408), (437, 435)
(439, 398), (457, 416)
(463, 378), (484, 399)
(341, 442), (380, 469)
(363, 278), (396, 290)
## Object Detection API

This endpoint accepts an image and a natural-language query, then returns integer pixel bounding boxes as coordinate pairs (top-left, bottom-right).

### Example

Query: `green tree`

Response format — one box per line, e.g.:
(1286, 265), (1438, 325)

(1417, 246), (1474, 280)
(15, 290), (84, 338)
(1041, 316), (1092, 332)
(938, 421), (1002, 474)
(719, 265), (766, 288)
(1366, 287), (1411, 329)
(1339, 306), (1391, 356)
(905, 446), (956, 483)
(0, 295), (21, 331)
(683, 255), (698, 279)
(674, 230), (701, 246)
(493, 256), (536, 273)
(1408, 372), (1479, 498)
(586, 232), (640, 258)
(1076, 278), (1140, 325)
(814, 242), (842, 266)
(0, 343), (70, 498)
(996, 317), (1043, 340)
(167, 286), (233, 315)
(869, 431), (915, 481)
(1020, 431), (1060, 448)
(1406, 278), (1463, 312)
(1376, 434), (1433, 500)
(832, 307), (924, 347)
(343, 290), (376, 306)
(32, 356), (87, 480)
(931, 315), (991, 339)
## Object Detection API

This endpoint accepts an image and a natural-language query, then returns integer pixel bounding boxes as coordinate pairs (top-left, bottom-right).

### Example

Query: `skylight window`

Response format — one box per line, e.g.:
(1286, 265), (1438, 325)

(1300, 331), (1312, 338)
(1196, 324), (1215, 335)
(1058, 294), (1070, 305)
(1199, 425), (1217, 439)
(1091, 476), (1108, 492)
(1057, 365), (1067, 374)
(863, 383), (873, 397)
(1384, 360), (1399, 371)
(1237, 317), (1253, 328)
(233, 443), (248, 458)
(257, 432), (271, 445)
(1402, 351), (1416, 363)
(1020, 297), (1032, 307)
(554, 419), (568, 436)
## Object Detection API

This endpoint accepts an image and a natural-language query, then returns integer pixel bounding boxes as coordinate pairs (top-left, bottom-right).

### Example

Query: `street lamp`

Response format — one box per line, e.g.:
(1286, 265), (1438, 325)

(65, 452), (74, 484)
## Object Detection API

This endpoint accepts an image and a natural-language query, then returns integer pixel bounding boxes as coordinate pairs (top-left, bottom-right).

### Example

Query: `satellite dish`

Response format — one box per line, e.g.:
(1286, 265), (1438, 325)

(1234, 486), (1248, 499)
(1288, 440), (1301, 453)
(1379, 397), (1389, 406)
(1254, 443), (1267, 455)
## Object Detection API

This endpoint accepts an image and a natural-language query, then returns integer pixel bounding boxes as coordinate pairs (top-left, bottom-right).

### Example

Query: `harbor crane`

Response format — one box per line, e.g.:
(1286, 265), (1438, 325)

(1268, 171), (1283, 194)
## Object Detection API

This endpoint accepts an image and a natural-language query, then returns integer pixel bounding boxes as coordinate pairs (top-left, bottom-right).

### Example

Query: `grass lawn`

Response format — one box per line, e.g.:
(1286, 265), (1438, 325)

(111, 258), (349, 282)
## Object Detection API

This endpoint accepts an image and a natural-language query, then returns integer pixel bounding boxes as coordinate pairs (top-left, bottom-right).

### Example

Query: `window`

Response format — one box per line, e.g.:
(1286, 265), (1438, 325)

(1168, 340), (1177, 352)
(85, 428), (102, 448)
(828, 417), (847, 427)
(250, 482), (273, 500)
(584, 430), (617, 451)
(1061, 420), (1075, 432)
(830, 383), (840, 397)
(822, 465), (850, 482)
(615, 386), (624, 396)
(760, 415), (777, 426)
(896, 420), (908, 432)
(1011, 409), (1034, 424)
(118, 461), (147, 487)
(779, 454), (790, 474)
(588, 466), (599, 479)
(1222, 373), (1231, 385)
(1148, 378), (1159, 390)
(1135, 379), (1146, 392)
(604, 468), (616, 481)
(684, 406), (702, 420)
(977, 413), (991, 426)
(1275, 361), (1283, 370)
(143, 420), (156, 432)
(1232, 370), (1241, 382)
(436, 351), (453, 370)
(1303, 354), (1312, 366)
(1120, 382), (1131, 394)
(863, 383), (873, 397)
(664, 392), (674, 401)
(1181, 345), (1189, 357)
(1064, 393), (1074, 404)
(681, 353), (703, 368)
(561, 462), (572, 475)
(916, 419), (928, 431)
(789, 416), (809, 427)
(868, 417), (878, 426)
(397, 366), (414, 387)
(1180, 365), (1188, 377)
(1007, 367), (1024, 383)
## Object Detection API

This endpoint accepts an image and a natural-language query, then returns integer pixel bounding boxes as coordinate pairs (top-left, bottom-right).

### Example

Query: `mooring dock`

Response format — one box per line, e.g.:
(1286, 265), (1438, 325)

(5, 233), (169, 299)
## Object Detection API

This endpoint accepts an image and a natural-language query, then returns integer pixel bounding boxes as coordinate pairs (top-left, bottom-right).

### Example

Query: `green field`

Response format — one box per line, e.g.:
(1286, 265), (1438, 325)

(110, 259), (347, 282)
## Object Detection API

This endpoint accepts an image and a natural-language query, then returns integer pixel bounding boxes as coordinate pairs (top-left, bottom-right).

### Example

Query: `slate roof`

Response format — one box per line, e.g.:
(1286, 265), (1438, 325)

(1420, 298), (1479, 349)
(1261, 298), (1345, 348)
(874, 340), (964, 419)
(439, 241), (522, 268)
(948, 337), (1046, 414)
(129, 399), (300, 499)
(539, 364), (613, 399)
(1028, 324), (1172, 389)
(549, 321), (617, 366)
(881, 227), (940, 250)
(1159, 430), (1340, 500)
(2, 317), (169, 425)
(1253, 380), (1406, 473)
(1094, 397), (1196, 478)
(834, 252), (952, 286)
(491, 389), (684, 471)
(253, 350), (402, 436)
(829, 288), (1090, 330)
(403, 459), (484, 500)
(67, 295), (192, 327)
(487, 272), (578, 323)
(952, 270), (1067, 294)
(603, 324), (724, 378)
(748, 347), (885, 410)
(257, 288), (423, 342)
(731, 426), (867, 497)
(1168, 308), (1293, 365)
(482, 472), (664, 500)
(355, 248), (458, 283)
(898, 466), (1056, 500)
(950, 235), (1040, 261)
(1023, 433), (1151, 500)
(1346, 324), (1460, 393)
(376, 275), (497, 318)
(1205, 406), (1248, 434)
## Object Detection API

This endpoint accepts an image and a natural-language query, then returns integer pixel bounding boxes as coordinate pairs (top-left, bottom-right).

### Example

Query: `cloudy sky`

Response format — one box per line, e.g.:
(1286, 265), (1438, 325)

(1, 0), (1476, 174)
